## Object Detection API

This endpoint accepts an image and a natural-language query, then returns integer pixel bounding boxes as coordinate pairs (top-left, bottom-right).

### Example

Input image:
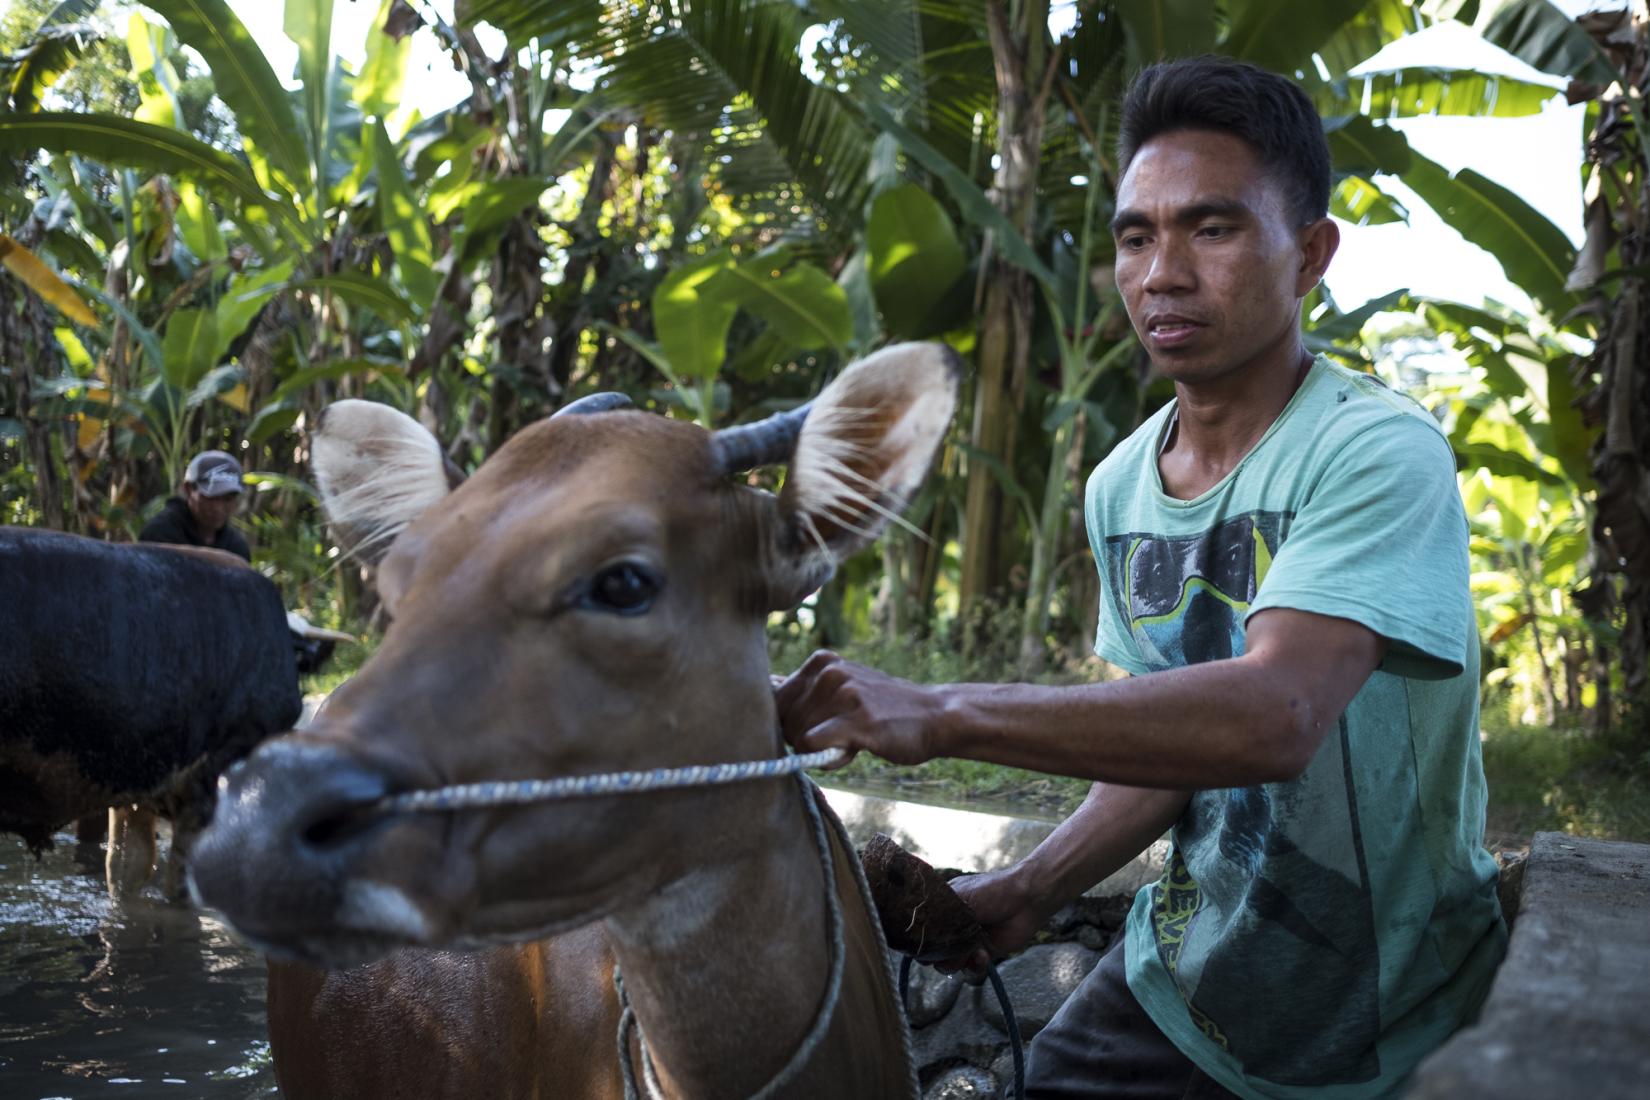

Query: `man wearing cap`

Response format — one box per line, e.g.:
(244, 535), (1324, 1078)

(139, 450), (251, 562)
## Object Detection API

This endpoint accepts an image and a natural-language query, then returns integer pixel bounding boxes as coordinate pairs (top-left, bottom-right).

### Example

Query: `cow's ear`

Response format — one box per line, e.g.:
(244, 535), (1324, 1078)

(312, 400), (454, 564)
(765, 343), (960, 609)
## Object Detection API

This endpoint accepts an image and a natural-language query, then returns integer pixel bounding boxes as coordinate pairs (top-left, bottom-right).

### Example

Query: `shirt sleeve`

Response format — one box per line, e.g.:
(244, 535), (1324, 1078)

(1247, 415), (1472, 680)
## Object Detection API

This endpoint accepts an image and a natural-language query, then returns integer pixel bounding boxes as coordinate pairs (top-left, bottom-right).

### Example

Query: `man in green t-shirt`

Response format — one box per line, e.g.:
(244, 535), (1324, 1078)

(776, 55), (1505, 1098)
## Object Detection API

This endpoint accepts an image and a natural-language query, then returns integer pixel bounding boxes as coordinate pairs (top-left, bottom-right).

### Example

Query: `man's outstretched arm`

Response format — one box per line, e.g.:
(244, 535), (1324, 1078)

(775, 606), (1386, 790)
(945, 781), (1191, 971)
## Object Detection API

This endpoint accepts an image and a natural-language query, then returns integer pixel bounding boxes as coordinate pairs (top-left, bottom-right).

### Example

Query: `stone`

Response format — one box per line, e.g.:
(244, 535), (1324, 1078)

(903, 960), (966, 1028)
(1075, 922), (1111, 952)
(979, 942), (1099, 1039)
(1044, 894), (1132, 937)
(922, 1063), (1001, 1100)
(1496, 851), (1526, 935)
(1408, 833), (1650, 1099)
(990, 1045), (1027, 1096)
(912, 985), (1004, 1072)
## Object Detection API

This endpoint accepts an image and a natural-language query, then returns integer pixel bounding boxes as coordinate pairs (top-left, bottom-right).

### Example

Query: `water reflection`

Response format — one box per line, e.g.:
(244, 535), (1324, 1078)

(819, 782), (1168, 895)
(0, 833), (275, 1099)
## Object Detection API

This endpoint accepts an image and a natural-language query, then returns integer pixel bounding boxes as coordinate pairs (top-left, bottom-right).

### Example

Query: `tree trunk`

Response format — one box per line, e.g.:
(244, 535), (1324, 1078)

(1520, 562), (1560, 725)
(2, 276), (65, 531)
(959, 0), (1051, 624)
(1575, 16), (1650, 729)
(543, 131), (619, 408)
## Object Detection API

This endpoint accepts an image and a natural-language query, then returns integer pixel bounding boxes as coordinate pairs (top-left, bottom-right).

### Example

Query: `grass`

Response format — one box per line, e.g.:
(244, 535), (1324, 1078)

(769, 630), (1099, 818)
(1481, 718), (1650, 846)
(300, 639), (371, 699)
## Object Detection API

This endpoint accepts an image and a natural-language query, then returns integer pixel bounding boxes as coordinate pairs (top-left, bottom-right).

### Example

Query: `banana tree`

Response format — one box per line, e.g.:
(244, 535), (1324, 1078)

(605, 245), (854, 428)
(0, 0), (442, 539)
(1465, 469), (1592, 723)
(1452, 0), (1650, 712)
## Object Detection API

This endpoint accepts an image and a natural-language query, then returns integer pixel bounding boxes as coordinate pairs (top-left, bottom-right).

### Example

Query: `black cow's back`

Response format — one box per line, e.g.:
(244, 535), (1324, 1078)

(0, 527), (301, 847)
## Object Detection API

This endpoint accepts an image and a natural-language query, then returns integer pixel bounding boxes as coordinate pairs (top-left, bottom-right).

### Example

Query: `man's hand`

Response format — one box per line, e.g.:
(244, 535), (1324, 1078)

(774, 650), (945, 767)
(935, 867), (1051, 980)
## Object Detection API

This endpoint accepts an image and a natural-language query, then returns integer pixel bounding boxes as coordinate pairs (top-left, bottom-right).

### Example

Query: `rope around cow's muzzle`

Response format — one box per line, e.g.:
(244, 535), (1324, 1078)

(374, 746), (848, 813)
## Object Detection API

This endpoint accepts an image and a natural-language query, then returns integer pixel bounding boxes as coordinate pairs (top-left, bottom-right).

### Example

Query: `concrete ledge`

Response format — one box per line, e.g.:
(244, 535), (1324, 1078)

(1407, 832), (1650, 1098)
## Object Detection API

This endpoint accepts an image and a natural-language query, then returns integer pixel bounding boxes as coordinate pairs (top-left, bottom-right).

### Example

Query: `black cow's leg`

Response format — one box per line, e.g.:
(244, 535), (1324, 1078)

(75, 812), (105, 844)
(106, 805), (157, 898)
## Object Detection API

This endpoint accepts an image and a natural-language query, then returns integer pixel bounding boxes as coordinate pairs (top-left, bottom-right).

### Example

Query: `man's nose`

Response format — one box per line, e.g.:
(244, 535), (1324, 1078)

(1142, 236), (1196, 294)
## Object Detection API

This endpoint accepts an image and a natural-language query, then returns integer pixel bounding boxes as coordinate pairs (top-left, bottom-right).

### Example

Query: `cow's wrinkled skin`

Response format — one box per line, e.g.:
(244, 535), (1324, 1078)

(190, 344), (959, 1098)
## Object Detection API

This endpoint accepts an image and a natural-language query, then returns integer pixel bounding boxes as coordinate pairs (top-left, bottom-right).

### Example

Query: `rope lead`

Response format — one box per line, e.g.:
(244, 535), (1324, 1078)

(898, 954), (1026, 1100)
(378, 747), (848, 813)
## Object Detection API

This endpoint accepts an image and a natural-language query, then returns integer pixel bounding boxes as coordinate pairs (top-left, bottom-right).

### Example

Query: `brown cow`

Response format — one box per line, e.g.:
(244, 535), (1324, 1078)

(189, 343), (960, 1098)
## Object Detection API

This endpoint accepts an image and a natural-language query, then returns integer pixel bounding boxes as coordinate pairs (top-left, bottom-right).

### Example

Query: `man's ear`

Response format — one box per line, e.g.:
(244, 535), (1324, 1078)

(765, 342), (961, 609)
(1296, 216), (1340, 297)
(311, 400), (454, 565)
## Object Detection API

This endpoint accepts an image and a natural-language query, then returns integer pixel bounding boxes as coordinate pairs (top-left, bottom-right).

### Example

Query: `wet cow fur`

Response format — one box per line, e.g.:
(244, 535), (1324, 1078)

(0, 527), (301, 858)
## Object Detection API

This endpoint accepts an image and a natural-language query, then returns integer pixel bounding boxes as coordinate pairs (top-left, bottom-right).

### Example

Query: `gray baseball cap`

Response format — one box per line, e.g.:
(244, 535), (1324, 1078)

(186, 450), (244, 497)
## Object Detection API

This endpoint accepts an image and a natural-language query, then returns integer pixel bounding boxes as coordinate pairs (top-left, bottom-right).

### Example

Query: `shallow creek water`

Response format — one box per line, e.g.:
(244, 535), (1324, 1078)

(0, 835), (276, 1098)
(2, 785), (1090, 1099)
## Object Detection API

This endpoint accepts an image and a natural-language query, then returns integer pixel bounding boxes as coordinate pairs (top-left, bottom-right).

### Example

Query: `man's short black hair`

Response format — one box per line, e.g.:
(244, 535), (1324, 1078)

(1118, 56), (1331, 226)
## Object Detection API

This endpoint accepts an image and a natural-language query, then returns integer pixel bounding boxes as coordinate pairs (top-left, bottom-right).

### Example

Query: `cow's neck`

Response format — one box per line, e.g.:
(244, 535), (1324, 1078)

(603, 776), (831, 1097)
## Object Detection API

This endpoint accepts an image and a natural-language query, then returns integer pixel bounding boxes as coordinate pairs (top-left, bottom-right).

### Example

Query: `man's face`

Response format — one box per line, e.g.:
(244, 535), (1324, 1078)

(1112, 129), (1334, 385)
(186, 485), (240, 534)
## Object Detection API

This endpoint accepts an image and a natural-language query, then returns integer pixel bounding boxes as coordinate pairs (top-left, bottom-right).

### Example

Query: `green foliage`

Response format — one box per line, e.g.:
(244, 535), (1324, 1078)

(867, 183), (967, 338)
(1225, 0), (1368, 73)
(1, 0), (131, 115)
(1115, 0), (1217, 65)
(0, 0), (1635, 766)
(145, 0), (310, 199)
(1350, 65), (1560, 117)
(0, 111), (285, 227)
(717, 254), (852, 352)
(355, 0), (408, 120)
(1402, 150), (1578, 315)
(369, 119), (437, 309)
(159, 306), (216, 389)
(1474, 0), (1617, 85)
(653, 249), (739, 384)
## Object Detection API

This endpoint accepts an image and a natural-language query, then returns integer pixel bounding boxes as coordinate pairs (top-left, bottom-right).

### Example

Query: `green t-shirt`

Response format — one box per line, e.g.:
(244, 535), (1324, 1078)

(1084, 357), (1506, 1099)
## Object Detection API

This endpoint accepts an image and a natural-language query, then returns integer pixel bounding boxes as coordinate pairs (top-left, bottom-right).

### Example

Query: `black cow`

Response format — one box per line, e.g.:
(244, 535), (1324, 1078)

(0, 527), (301, 875)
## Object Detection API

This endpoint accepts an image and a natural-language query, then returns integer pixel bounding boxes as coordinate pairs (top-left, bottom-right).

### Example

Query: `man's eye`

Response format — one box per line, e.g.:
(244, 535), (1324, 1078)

(1121, 235), (1149, 250)
(582, 561), (661, 615)
(1198, 225), (1233, 239)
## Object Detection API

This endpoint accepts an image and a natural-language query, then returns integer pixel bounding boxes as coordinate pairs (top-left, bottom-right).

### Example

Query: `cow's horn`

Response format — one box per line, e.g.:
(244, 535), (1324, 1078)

(553, 392), (633, 418)
(711, 403), (812, 474)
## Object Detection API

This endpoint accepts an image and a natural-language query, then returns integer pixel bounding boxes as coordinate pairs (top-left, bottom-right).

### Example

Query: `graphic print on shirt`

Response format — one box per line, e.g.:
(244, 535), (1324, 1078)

(1107, 511), (1290, 667)
(1103, 510), (1384, 1085)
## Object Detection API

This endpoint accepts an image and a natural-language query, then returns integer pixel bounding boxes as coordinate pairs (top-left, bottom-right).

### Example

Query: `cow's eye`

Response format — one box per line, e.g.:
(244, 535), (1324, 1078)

(584, 561), (660, 615)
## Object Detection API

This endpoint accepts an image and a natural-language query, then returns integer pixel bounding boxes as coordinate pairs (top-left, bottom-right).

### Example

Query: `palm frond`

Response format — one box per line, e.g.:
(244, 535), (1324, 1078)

(472, 0), (880, 234)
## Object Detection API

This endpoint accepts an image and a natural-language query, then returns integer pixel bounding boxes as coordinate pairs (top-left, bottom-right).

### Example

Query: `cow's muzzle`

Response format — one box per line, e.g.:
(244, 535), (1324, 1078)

(189, 735), (448, 964)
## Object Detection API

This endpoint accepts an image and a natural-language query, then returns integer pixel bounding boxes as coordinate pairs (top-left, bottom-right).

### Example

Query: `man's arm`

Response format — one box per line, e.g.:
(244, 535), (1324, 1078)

(775, 606), (1386, 790)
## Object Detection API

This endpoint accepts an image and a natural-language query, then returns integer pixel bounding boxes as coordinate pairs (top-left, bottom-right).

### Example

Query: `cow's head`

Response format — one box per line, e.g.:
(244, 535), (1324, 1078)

(189, 344), (959, 964)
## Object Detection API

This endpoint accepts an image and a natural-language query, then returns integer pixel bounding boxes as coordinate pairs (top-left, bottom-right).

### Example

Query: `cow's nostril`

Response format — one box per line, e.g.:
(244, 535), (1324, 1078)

(301, 801), (385, 850)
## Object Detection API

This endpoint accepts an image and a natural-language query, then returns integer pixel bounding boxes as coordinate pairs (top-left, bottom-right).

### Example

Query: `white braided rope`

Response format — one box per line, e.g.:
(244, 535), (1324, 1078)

(378, 747), (848, 813)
